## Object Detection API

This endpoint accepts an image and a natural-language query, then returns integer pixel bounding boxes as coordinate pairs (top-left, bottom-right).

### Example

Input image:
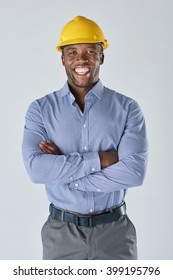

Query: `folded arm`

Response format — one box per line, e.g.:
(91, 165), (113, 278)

(22, 101), (117, 185)
(37, 100), (148, 193)
(69, 100), (148, 193)
(23, 100), (148, 191)
(39, 140), (118, 168)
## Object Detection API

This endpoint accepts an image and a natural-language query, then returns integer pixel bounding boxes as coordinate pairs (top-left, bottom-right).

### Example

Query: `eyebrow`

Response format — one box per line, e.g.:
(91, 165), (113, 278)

(66, 47), (78, 51)
(62, 44), (103, 54)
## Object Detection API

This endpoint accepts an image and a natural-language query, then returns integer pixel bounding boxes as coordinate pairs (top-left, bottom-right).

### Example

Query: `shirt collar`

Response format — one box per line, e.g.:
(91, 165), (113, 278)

(89, 80), (104, 100)
(60, 80), (104, 100)
(60, 82), (71, 97)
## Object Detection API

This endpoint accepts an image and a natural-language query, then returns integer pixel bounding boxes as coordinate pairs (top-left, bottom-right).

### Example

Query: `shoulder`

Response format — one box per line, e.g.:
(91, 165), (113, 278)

(103, 86), (139, 108)
(37, 88), (63, 106)
(102, 86), (144, 121)
(27, 88), (63, 111)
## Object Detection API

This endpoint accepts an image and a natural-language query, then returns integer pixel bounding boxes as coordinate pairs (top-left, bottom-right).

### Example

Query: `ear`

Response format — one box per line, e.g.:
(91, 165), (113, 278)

(61, 55), (65, 66)
(100, 53), (104, 65)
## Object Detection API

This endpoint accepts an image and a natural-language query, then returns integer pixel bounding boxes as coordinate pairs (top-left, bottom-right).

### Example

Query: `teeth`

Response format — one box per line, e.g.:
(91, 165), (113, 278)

(75, 67), (89, 74)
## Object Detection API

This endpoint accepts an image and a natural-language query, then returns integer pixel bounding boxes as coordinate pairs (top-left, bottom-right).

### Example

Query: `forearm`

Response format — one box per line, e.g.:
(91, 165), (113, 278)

(23, 152), (101, 185)
(22, 102), (118, 185)
(22, 135), (100, 184)
(22, 102), (101, 185)
(22, 124), (118, 185)
(69, 151), (148, 193)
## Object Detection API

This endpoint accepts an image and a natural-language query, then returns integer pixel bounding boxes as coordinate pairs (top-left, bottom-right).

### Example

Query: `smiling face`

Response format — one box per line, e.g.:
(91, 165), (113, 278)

(61, 43), (104, 93)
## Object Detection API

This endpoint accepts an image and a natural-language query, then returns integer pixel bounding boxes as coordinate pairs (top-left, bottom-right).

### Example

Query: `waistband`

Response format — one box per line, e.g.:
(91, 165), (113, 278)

(49, 202), (126, 228)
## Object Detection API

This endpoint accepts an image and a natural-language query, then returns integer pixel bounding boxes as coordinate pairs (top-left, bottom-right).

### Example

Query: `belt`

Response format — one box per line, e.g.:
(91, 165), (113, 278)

(49, 202), (126, 228)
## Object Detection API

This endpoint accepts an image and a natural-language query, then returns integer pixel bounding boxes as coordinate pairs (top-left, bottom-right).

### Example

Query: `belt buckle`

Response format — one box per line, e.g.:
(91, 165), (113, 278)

(75, 216), (85, 226)
(75, 216), (93, 227)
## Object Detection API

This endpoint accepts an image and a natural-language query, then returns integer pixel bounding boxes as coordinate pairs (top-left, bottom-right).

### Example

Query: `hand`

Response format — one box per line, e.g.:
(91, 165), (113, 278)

(99, 150), (119, 169)
(39, 140), (60, 155)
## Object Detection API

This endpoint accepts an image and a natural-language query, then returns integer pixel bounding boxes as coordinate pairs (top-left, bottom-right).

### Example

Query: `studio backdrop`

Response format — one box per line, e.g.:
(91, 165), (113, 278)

(0, 0), (173, 259)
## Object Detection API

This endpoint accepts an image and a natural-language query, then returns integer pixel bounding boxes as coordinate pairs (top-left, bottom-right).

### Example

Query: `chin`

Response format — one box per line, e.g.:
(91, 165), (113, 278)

(74, 79), (96, 89)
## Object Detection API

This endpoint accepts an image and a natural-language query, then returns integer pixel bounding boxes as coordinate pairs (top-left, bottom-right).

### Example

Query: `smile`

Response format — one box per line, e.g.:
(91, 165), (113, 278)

(74, 67), (91, 75)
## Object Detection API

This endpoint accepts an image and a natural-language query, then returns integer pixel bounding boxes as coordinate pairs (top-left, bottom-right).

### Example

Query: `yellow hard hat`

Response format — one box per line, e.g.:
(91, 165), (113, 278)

(56, 16), (109, 52)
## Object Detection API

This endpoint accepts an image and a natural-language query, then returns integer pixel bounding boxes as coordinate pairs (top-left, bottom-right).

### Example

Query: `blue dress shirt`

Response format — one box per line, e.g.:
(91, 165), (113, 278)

(22, 80), (148, 214)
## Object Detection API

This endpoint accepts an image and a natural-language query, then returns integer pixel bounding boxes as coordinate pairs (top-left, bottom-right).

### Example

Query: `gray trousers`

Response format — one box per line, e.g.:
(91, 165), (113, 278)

(41, 214), (137, 260)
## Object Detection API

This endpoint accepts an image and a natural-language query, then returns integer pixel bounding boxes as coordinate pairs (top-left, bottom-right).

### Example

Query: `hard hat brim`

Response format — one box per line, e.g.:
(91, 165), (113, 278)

(56, 39), (109, 52)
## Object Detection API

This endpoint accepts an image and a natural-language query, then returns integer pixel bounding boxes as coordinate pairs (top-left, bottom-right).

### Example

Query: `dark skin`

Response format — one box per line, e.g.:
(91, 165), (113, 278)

(39, 43), (119, 169)
(61, 43), (104, 111)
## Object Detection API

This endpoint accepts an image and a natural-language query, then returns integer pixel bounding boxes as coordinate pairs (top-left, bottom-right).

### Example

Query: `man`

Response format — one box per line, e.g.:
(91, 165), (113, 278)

(22, 16), (148, 260)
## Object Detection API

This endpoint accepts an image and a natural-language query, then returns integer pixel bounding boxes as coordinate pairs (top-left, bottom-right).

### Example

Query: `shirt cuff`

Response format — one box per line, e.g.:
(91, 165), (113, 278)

(68, 152), (101, 191)
(83, 152), (101, 175)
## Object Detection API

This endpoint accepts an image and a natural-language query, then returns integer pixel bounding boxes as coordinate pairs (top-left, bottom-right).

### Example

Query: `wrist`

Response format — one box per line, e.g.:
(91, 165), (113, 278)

(98, 152), (106, 169)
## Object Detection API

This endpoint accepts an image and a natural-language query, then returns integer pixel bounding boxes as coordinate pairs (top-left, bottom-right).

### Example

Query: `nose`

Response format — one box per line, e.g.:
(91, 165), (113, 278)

(76, 52), (88, 62)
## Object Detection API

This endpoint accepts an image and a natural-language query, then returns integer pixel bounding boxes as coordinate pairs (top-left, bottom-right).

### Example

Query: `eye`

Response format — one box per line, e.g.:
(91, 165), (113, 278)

(67, 50), (77, 56)
(87, 50), (96, 55)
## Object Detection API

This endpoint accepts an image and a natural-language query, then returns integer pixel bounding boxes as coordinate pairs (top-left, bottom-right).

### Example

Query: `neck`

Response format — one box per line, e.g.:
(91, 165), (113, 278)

(67, 81), (98, 112)
(68, 80), (98, 100)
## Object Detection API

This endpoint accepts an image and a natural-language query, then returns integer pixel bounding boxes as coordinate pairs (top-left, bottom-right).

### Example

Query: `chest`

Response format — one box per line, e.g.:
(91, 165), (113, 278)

(42, 98), (126, 154)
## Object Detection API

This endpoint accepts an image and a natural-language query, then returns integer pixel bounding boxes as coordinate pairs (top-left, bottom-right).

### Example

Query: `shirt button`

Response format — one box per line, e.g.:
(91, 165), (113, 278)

(91, 167), (95, 172)
(83, 124), (87, 128)
(75, 183), (79, 187)
(84, 146), (87, 151)
(90, 209), (93, 213)
(70, 176), (73, 180)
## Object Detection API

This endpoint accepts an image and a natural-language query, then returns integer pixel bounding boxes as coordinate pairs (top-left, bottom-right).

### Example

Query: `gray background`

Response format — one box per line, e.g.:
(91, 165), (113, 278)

(0, 0), (172, 259)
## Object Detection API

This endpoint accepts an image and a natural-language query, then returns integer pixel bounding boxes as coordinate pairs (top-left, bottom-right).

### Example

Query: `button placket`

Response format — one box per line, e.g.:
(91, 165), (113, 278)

(87, 192), (94, 213)
(81, 99), (90, 153)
